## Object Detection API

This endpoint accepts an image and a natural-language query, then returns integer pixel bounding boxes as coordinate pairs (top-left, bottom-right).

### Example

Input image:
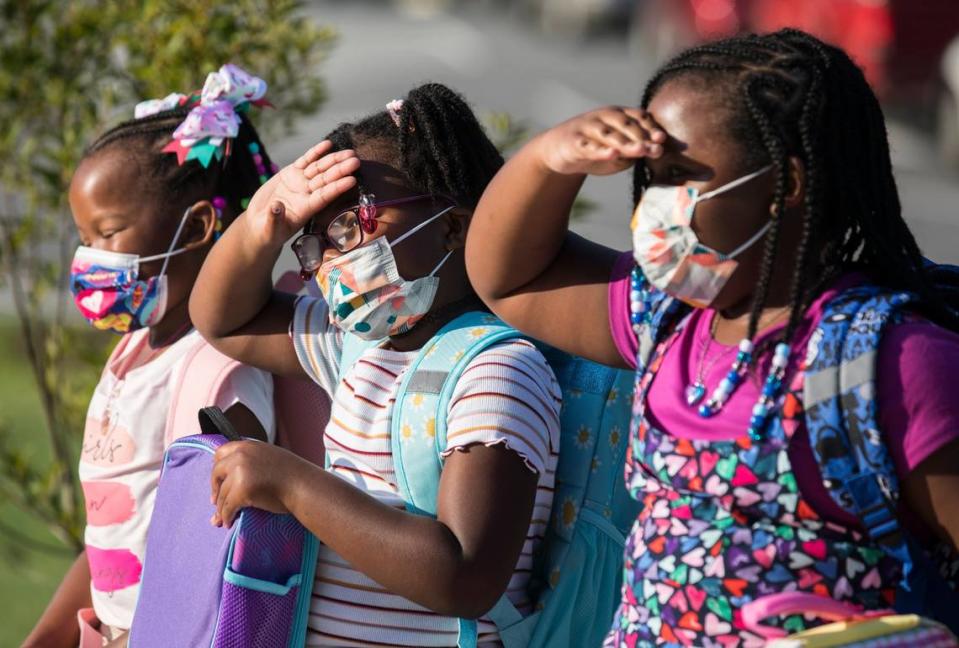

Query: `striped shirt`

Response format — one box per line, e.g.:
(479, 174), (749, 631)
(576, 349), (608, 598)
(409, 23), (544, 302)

(291, 297), (561, 646)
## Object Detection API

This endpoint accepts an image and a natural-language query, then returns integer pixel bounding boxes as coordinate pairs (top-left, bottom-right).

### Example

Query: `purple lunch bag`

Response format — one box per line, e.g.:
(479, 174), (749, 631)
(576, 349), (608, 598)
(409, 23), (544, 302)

(128, 408), (318, 647)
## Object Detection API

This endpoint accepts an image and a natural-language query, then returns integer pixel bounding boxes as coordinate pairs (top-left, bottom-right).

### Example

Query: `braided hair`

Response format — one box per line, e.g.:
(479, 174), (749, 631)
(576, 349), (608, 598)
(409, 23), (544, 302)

(85, 103), (275, 224)
(325, 83), (504, 209)
(635, 29), (959, 349)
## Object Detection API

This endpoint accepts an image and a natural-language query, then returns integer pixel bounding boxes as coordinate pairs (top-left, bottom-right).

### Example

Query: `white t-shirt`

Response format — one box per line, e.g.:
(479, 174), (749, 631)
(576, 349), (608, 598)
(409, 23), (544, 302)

(291, 297), (561, 647)
(79, 328), (275, 629)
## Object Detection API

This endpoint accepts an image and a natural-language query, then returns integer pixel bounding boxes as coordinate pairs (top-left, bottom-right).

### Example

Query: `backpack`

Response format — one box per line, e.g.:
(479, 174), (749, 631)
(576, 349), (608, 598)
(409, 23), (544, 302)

(800, 281), (959, 632)
(126, 272), (330, 646)
(632, 264), (959, 632)
(338, 311), (640, 648)
(128, 408), (319, 647)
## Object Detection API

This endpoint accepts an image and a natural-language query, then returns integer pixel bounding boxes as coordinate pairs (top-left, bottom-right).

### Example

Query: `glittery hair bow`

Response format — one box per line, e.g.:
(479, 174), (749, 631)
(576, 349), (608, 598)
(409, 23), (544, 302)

(385, 99), (404, 127)
(134, 64), (269, 168)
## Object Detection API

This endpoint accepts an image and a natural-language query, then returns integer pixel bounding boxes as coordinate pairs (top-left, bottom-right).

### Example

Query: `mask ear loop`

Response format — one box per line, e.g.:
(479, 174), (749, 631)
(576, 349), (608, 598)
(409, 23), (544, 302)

(697, 164), (774, 203)
(388, 204), (456, 247)
(428, 250), (455, 277)
(139, 207), (193, 274)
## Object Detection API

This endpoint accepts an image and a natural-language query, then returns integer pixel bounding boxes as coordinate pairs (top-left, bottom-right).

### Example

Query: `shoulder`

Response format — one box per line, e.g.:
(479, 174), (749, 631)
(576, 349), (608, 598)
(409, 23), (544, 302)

(445, 338), (561, 473)
(877, 318), (959, 474)
(458, 338), (561, 403)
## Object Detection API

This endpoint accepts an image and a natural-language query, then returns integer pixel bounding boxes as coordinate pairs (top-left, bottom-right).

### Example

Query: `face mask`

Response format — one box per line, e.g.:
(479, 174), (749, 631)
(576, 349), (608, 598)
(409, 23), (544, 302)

(631, 165), (773, 308)
(70, 209), (190, 334)
(317, 206), (455, 340)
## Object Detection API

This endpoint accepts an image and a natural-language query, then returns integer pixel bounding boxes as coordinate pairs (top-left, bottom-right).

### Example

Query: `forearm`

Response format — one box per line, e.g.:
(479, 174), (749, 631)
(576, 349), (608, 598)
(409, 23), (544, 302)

(283, 459), (507, 618)
(467, 133), (586, 300)
(22, 550), (91, 648)
(191, 213), (280, 340)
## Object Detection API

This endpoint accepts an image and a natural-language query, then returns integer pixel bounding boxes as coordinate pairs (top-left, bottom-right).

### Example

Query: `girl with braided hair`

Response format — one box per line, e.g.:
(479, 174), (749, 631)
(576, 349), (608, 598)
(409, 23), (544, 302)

(191, 83), (564, 645)
(466, 29), (959, 646)
(24, 65), (279, 648)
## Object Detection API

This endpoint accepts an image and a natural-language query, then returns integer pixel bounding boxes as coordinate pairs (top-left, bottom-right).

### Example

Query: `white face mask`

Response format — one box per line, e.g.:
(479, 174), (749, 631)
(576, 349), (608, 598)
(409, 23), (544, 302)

(631, 165), (773, 308)
(316, 206), (455, 340)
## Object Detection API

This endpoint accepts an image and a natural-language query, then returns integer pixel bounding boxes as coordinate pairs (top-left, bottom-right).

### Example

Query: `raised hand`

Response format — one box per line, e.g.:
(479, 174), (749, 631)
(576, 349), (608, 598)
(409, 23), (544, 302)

(536, 106), (667, 176)
(243, 140), (361, 247)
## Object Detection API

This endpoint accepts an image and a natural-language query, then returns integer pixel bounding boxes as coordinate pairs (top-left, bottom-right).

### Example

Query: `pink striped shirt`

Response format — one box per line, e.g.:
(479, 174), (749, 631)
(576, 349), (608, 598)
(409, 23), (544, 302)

(291, 297), (561, 646)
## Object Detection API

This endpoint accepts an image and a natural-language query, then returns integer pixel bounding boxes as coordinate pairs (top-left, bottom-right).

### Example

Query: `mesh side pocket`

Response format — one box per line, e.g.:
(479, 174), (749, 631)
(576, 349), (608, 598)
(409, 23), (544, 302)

(231, 510), (305, 581)
(213, 580), (298, 648)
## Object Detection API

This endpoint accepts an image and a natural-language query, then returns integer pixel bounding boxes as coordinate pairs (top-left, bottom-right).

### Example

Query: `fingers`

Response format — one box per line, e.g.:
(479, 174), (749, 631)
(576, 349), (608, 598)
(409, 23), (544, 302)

(587, 107), (666, 159)
(216, 477), (237, 527)
(293, 140), (334, 170)
(307, 155), (361, 192)
(303, 148), (358, 180)
(307, 175), (358, 213)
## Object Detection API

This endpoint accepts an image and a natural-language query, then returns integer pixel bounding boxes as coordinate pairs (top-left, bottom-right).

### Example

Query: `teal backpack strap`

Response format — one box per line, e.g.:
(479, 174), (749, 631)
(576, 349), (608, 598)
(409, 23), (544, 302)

(390, 311), (523, 515)
(390, 312), (527, 647)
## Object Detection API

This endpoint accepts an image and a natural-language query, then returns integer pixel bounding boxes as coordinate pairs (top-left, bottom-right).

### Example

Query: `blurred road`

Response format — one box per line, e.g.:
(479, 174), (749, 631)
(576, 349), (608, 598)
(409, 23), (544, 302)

(272, 0), (959, 264)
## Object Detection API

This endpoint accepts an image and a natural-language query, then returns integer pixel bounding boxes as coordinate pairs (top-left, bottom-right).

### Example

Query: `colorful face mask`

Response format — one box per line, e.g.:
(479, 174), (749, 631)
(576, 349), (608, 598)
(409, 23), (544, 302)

(70, 210), (190, 334)
(631, 165), (773, 308)
(317, 206), (455, 340)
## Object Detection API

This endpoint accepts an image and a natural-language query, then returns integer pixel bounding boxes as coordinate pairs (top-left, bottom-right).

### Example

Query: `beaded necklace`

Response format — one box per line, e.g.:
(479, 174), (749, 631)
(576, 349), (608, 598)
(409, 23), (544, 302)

(629, 266), (791, 440)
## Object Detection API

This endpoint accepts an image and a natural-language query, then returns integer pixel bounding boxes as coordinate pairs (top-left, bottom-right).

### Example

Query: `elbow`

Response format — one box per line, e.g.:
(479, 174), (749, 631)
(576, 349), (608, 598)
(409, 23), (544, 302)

(464, 242), (507, 305)
(425, 567), (511, 619)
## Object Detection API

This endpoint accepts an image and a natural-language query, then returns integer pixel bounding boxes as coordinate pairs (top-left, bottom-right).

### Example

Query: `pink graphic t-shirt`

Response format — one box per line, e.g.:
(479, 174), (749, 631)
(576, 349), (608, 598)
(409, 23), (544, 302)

(79, 328), (275, 630)
(607, 252), (959, 529)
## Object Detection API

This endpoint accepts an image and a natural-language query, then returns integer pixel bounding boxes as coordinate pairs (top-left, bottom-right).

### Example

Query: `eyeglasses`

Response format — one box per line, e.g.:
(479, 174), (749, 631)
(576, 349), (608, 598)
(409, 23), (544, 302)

(291, 192), (432, 279)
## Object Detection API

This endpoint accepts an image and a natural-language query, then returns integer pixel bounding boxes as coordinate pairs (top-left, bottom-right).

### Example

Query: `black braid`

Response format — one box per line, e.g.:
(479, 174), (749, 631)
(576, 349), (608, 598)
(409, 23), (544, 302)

(85, 102), (275, 223)
(325, 83), (503, 209)
(636, 29), (959, 356)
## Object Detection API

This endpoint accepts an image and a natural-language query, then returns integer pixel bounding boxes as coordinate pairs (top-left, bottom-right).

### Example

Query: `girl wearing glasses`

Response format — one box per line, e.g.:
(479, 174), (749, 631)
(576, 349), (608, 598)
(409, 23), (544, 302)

(190, 83), (561, 646)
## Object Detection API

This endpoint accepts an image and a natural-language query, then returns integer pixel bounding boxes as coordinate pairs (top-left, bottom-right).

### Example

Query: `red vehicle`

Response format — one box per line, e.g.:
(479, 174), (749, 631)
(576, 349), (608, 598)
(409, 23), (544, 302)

(630, 0), (959, 164)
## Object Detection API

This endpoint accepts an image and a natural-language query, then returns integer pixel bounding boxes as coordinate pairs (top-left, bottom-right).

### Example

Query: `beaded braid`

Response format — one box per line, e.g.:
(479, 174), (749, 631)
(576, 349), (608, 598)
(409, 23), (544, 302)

(85, 105), (276, 226)
(637, 28), (959, 357)
(325, 83), (504, 209)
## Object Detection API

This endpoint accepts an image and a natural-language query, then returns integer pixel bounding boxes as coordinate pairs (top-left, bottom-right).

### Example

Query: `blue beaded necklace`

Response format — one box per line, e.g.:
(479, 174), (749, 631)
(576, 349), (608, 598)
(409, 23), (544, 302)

(629, 267), (791, 440)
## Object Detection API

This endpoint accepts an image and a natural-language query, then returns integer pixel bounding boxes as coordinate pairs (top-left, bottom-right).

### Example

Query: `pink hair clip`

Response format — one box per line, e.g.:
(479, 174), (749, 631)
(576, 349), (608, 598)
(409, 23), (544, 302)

(385, 99), (404, 127)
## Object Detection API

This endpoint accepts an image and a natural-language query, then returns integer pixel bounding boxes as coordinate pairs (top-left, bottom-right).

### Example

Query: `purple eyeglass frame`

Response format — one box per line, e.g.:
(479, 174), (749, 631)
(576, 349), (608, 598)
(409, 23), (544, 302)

(291, 191), (440, 279)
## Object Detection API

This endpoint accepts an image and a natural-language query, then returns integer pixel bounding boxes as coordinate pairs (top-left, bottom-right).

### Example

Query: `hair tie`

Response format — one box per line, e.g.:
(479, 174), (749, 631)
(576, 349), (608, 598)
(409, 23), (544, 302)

(134, 64), (270, 168)
(385, 99), (404, 127)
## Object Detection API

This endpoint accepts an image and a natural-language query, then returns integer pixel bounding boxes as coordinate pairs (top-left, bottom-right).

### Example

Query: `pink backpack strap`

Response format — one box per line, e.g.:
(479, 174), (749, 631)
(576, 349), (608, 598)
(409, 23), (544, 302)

(163, 338), (241, 447)
(741, 592), (881, 639)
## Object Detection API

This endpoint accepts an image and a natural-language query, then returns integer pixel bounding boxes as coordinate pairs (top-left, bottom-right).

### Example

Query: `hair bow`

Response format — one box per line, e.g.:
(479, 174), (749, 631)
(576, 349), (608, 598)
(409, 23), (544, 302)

(134, 64), (269, 168)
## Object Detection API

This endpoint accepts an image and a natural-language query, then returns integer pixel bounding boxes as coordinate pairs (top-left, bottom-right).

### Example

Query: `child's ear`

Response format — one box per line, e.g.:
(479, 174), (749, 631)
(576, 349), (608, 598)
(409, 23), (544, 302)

(784, 156), (806, 209)
(181, 201), (219, 251)
(443, 207), (472, 251)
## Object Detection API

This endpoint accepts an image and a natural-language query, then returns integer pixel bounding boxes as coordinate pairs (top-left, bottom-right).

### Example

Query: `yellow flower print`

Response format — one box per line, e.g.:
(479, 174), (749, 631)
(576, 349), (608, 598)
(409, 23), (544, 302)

(410, 393), (425, 410)
(469, 327), (489, 339)
(591, 456), (601, 473)
(561, 497), (578, 529)
(608, 425), (622, 448)
(575, 424), (592, 450)
(452, 350), (465, 363)
(549, 567), (561, 588)
(401, 423), (413, 440)
(606, 386), (619, 405)
(425, 417), (436, 439)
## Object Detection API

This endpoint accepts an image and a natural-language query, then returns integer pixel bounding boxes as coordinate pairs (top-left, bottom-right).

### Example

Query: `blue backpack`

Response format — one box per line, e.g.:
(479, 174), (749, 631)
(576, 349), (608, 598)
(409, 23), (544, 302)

(633, 265), (959, 632)
(801, 283), (959, 632)
(339, 311), (639, 648)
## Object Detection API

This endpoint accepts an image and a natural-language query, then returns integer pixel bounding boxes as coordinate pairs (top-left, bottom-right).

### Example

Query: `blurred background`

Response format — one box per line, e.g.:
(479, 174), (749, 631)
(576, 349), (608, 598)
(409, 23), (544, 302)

(1, 0), (957, 642)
